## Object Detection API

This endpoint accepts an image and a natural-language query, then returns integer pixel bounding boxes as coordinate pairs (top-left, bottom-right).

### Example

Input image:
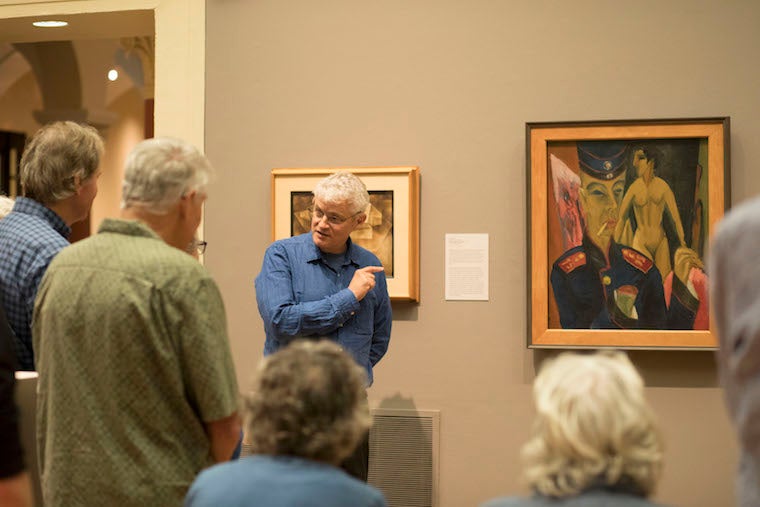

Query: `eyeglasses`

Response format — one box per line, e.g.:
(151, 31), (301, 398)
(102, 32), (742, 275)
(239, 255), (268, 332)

(310, 206), (361, 226)
(187, 239), (207, 255)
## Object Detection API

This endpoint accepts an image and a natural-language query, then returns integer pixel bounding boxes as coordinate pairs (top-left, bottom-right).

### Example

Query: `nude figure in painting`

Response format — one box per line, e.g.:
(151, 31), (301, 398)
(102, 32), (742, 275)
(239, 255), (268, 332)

(614, 144), (691, 277)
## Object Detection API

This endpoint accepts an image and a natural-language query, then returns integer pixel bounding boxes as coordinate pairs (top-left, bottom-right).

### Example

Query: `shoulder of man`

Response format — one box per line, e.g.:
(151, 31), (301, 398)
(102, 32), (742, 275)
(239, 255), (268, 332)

(0, 212), (68, 250)
(619, 246), (654, 274)
(266, 233), (314, 258)
(553, 245), (586, 274)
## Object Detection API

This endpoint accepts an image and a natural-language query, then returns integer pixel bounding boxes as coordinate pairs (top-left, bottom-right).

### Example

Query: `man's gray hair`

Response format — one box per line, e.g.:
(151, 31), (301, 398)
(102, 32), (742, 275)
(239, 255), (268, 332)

(121, 137), (213, 214)
(20, 121), (104, 204)
(313, 171), (370, 215)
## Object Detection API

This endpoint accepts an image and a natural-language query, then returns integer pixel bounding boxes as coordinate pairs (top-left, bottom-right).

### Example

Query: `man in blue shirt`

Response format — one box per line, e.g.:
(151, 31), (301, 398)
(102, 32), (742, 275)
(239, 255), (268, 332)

(0, 121), (104, 370)
(255, 171), (392, 481)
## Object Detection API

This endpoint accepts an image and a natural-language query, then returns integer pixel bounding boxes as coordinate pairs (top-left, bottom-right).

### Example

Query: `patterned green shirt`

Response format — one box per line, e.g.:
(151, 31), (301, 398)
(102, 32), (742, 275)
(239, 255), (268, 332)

(33, 219), (239, 506)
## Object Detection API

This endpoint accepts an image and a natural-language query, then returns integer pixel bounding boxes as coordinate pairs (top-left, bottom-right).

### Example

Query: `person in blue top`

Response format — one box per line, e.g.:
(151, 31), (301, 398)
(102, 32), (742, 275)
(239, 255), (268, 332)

(550, 141), (698, 329)
(184, 340), (387, 507)
(0, 121), (104, 370)
(255, 171), (392, 481)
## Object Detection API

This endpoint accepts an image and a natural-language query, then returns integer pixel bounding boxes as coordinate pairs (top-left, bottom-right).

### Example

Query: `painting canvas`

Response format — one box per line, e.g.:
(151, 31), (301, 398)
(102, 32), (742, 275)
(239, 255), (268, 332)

(527, 118), (729, 349)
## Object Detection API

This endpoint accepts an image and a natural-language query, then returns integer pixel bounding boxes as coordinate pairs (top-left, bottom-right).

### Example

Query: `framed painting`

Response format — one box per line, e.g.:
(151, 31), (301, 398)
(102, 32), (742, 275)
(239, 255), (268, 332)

(271, 166), (420, 302)
(527, 117), (730, 349)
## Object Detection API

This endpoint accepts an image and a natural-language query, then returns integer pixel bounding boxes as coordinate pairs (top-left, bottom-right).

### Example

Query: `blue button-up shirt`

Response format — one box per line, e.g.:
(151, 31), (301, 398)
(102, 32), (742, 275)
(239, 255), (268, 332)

(0, 197), (70, 370)
(255, 233), (392, 385)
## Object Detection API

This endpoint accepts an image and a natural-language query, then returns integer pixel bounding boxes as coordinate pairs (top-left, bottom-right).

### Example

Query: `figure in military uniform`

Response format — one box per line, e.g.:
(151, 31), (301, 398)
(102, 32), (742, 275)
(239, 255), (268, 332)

(550, 141), (699, 330)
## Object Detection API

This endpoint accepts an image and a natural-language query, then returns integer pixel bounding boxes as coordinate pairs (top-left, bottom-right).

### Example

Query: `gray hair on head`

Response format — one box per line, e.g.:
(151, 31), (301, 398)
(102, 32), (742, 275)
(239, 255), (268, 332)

(245, 340), (371, 465)
(312, 171), (370, 215)
(121, 137), (213, 214)
(20, 121), (104, 204)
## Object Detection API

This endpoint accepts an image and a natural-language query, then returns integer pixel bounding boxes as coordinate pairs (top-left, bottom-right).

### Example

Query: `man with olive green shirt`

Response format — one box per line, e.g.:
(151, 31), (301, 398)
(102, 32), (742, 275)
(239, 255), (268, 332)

(33, 138), (240, 506)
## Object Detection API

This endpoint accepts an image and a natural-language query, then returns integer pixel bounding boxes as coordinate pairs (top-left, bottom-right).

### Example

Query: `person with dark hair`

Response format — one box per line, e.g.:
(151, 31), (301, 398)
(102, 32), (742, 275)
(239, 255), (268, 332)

(34, 138), (240, 506)
(481, 351), (665, 507)
(0, 303), (32, 507)
(185, 340), (387, 507)
(0, 121), (104, 370)
(0, 195), (32, 506)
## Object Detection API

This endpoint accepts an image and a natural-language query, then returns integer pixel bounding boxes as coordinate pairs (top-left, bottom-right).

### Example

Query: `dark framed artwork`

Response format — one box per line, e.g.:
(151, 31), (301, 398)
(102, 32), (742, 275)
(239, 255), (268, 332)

(527, 117), (730, 349)
(271, 167), (420, 302)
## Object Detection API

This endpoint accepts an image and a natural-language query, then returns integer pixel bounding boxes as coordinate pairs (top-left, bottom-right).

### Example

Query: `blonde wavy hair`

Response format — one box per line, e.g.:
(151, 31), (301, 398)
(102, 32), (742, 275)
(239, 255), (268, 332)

(522, 351), (663, 498)
(245, 340), (371, 465)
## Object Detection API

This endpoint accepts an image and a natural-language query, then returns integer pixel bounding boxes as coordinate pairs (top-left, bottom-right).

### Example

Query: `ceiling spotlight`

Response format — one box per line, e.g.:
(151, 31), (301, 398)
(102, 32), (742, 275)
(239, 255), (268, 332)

(107, 69), (119, 81)
(32, 20), (69, 28)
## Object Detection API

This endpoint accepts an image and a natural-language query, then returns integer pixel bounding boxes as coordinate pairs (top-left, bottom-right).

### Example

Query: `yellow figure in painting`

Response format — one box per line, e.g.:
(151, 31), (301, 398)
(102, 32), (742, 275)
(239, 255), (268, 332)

(578, 169), (626, 257)
(613, 144), (697, 278)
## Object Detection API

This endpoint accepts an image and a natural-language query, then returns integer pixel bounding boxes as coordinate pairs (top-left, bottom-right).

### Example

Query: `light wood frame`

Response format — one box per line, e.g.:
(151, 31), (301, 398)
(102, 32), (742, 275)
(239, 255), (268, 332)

(527, 118), (730, 349)
(271, 167), (420, 302)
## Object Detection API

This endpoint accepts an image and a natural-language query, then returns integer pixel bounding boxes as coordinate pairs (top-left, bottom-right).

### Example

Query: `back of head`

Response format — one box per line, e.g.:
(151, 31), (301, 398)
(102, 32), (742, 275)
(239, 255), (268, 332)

(246, 340), (370, 464)
(20, 121), (104, 204)
(313, 171), (370, 214)
(121, 137), (213, 214)
(522, 351), (662, 498)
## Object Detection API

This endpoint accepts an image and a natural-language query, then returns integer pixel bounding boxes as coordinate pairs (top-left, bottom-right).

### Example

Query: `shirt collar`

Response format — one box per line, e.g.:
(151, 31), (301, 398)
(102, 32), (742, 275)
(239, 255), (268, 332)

(13, 196), (71, 239)
(306, 233), (360, 266)
(97, 218), (163, 241)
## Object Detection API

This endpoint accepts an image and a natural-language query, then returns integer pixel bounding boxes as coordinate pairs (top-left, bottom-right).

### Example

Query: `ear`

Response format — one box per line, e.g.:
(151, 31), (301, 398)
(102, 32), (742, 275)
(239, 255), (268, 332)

(73, 173), (83, 194)
(178, 190), (197, 218)
(355, 212), (367, 226)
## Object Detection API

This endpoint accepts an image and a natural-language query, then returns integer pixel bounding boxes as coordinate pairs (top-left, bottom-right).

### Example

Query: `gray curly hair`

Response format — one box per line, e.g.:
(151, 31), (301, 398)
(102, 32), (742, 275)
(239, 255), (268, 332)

(312, 171), (370, 215)
(245, 340), (371, 464)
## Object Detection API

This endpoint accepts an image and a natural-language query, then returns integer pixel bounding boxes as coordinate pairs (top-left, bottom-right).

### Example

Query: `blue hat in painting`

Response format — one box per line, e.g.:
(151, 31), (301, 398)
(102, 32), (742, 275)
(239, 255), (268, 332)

(577, 141), (627, 180)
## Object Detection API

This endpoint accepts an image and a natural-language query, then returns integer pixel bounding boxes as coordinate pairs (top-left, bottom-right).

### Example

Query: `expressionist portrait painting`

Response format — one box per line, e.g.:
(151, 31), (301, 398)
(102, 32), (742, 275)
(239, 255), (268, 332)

(290, 190), (395, 276)
(546, 139), (709, 331)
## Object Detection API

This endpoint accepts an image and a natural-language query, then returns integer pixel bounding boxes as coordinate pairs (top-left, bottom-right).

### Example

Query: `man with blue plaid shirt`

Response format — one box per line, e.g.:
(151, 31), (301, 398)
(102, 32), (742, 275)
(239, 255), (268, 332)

(0, 121), (104, 371)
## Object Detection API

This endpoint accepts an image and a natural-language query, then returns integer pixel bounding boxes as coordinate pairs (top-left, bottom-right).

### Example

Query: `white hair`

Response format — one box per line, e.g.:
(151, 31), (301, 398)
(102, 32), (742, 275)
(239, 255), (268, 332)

(121, 138), (213, 214)
(312, 171), (370, 215)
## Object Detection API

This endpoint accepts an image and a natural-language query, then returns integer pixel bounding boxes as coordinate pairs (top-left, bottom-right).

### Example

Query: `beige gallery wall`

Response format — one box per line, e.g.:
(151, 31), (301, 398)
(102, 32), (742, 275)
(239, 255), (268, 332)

(204, 1), (760, 506)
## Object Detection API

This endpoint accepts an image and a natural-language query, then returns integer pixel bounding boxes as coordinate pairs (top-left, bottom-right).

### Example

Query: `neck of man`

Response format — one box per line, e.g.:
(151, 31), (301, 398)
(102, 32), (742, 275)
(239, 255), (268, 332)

(586, 232), (611, 263)
(45, 198), (84, 227)
(121, 206), (187, 251)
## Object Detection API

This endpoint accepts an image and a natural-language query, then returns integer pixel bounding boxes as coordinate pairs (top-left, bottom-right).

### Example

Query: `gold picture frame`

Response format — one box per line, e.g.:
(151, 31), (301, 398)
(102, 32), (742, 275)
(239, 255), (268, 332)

(271, 167), (420, 302)
(527, 118), (729, 349)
